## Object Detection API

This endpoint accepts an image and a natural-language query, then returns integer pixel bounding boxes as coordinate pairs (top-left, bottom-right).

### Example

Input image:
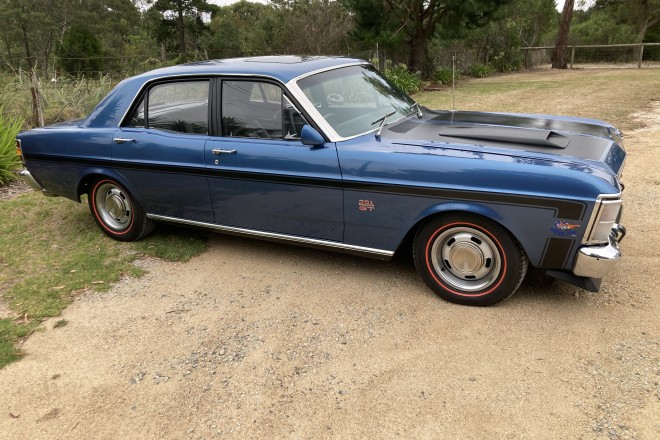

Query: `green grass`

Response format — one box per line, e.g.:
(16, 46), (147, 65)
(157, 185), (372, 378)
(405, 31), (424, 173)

(414, 68), (660, 132)
(0, 192), (207, 368)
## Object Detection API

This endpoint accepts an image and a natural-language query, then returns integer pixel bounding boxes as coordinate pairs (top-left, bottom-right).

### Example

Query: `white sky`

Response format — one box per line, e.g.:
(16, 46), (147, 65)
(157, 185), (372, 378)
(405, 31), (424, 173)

(209, 1), (593, 12)
(556, 0), (595, 11)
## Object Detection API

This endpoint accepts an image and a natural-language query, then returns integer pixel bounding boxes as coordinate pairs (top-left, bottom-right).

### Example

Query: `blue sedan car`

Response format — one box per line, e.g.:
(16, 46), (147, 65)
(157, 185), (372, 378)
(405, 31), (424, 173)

(16, 56), (626, 306)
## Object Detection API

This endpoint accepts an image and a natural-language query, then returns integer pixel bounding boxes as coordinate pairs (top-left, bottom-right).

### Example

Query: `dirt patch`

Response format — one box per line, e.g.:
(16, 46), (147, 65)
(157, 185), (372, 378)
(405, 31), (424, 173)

(0, 179), (30, 201)
(0, 103), (658, 439)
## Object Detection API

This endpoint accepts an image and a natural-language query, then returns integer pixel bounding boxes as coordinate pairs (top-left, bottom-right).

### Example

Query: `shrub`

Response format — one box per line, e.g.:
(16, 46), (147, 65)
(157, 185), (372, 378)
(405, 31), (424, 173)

(434, 67), (459, 85)
(467, 63), (496, 78)
(385, 62), (424, 95)
(0, 109), (24, 185)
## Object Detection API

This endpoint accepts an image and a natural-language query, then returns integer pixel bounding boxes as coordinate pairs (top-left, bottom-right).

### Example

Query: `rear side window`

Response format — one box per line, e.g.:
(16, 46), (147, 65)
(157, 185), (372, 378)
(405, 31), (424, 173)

(128, 80), (209, 135)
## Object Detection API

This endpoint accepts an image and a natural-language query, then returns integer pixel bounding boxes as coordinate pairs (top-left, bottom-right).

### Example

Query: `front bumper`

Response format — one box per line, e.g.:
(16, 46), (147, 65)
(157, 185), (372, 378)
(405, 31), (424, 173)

(573, 224), (626, 278)
(18, 169), (56, 197)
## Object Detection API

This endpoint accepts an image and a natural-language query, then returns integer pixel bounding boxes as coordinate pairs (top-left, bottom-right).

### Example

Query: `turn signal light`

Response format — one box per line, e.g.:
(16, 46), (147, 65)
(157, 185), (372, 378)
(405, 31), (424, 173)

(16, 139), (24, 164)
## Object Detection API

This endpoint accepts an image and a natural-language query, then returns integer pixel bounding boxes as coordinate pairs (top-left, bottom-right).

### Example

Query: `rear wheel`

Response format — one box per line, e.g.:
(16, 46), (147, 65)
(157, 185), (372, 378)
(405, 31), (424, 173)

(88, 178), (154, 241)
(413, 214), (527, 306)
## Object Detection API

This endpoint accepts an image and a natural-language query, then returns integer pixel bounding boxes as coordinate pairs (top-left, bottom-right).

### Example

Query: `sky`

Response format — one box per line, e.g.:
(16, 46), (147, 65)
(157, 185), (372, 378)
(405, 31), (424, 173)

(210, 1), (594, 12)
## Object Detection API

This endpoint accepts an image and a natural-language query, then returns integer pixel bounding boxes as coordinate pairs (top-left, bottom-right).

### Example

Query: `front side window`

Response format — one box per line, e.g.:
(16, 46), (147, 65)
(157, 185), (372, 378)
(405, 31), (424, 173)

(222, 80), (307, 140)
(128, 80), (209, 135)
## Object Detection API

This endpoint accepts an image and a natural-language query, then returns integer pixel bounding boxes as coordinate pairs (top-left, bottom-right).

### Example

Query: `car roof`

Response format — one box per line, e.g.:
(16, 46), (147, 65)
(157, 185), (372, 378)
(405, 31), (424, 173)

(135, 56), (367, 84)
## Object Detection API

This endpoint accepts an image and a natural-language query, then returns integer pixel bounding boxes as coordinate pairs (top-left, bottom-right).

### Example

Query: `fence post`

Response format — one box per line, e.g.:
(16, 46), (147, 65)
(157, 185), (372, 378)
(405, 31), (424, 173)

(30, 67), (45, 127)
(638, 43), (644, 68)
(570, 46), (575, 69)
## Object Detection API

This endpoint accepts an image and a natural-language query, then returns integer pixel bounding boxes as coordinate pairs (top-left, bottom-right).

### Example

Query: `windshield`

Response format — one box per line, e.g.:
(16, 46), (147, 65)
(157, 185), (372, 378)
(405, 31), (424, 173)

(296, 64), (416, 138)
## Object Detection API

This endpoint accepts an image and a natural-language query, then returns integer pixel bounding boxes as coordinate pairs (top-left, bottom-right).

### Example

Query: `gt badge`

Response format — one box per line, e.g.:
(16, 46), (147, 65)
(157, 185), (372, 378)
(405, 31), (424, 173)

(550, 220), (580, 237)
(358, 199), (375, 212)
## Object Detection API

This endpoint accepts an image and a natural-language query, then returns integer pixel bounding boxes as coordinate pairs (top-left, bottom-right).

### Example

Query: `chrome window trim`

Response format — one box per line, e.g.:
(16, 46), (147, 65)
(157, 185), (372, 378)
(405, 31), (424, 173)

(582, 193), (622, 245)
(118, 73), (283, 128)
(617, 154), (626, 179)
(147, 214), (395, 259)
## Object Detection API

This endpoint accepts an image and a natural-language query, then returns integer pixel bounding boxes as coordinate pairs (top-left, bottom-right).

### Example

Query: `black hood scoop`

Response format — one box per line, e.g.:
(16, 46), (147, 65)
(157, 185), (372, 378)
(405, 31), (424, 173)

(437, 126), (570, 149)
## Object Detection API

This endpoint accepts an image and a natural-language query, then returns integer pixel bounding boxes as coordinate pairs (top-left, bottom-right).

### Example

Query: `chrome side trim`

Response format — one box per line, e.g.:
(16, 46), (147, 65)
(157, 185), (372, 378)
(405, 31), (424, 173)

(146, 214), (395, 259)
(582, 193), (622, 245)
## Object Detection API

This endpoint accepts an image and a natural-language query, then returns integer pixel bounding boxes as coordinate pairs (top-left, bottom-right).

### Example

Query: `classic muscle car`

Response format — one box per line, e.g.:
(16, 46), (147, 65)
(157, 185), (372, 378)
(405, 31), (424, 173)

(16, 56), (626, 306)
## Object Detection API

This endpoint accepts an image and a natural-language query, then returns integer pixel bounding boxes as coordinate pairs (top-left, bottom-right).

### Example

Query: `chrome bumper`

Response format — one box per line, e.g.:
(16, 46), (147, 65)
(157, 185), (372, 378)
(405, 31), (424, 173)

(573, 224), (625, 278)
(18, 169), (56, 197)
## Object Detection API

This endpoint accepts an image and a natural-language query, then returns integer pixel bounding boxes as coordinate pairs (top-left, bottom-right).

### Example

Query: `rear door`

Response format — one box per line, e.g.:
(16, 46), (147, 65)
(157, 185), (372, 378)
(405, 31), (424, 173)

(114, 79), (213, 222)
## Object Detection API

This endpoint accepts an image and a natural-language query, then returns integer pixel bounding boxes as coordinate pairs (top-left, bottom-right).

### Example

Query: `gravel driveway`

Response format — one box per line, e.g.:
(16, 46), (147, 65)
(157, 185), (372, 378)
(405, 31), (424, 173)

(0, 106), (658, 440)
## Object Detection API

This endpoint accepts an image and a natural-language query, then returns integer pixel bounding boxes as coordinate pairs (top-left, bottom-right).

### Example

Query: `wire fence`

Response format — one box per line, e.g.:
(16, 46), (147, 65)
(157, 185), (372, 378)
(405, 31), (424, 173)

(520, 43), (660, 69)
(2, 42), (659, 127)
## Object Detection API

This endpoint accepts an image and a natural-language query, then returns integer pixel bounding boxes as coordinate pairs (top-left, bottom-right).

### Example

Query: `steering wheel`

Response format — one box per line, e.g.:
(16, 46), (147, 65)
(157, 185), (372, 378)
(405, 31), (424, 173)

(327, 93), (345, 104)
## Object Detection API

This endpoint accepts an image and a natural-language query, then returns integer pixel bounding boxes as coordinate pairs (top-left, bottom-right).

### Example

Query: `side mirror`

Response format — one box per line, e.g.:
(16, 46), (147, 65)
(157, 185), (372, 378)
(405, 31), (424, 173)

(300, 125), (325, 147)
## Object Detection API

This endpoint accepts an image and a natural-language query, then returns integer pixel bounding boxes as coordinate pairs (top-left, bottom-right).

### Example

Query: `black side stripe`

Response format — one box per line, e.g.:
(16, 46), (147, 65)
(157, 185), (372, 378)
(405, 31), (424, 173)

(25, 153), (586, 220)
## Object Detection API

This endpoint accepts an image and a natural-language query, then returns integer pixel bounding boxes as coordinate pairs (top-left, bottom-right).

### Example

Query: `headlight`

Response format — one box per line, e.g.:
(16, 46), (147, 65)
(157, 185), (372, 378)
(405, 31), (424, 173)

(584, 197), (622, 244)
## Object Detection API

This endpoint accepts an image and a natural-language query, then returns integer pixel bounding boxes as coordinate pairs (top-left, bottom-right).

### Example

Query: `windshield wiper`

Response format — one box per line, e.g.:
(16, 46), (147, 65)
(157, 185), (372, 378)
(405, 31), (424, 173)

(371, 110), (397, 138)
(411, 102), (423, 118)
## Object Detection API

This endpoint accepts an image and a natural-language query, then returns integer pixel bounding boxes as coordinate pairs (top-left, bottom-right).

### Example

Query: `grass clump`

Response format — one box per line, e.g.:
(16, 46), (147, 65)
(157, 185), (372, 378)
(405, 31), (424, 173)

(0, 109), (24, 185)
(0, 192), (208, 368)
(467, 63), (496, 78)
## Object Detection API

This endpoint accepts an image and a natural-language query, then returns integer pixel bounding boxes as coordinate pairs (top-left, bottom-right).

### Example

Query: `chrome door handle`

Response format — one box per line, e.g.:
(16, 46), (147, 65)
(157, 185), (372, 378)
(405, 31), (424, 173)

(212, 148), (237, 155)
(113, 138), (135, 144)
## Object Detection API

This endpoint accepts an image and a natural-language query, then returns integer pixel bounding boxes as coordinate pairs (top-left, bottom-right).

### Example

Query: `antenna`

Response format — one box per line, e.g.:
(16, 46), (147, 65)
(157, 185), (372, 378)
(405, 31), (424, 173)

(451, 51), (456, 112)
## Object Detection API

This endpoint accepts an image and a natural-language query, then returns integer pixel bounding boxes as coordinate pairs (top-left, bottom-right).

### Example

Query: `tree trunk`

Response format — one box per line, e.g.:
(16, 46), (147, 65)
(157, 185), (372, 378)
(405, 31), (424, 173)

(177, 0), (186, 61)
(551, 0), (574, 69)
(409, 27), (427, 74)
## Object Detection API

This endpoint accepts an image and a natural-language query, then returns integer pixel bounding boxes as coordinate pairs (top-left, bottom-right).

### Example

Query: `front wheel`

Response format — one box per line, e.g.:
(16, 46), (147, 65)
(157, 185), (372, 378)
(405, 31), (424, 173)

(88, 178), (154, 241)
(413, 214), (527, 306)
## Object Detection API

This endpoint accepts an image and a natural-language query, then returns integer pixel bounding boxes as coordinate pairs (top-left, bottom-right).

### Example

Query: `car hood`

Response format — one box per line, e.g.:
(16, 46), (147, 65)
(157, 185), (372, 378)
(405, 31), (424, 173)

(383, 110), (625, 176)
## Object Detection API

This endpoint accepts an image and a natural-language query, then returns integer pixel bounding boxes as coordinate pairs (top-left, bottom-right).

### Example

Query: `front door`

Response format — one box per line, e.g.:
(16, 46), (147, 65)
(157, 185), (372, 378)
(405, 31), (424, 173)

(205, 79), (343, 242)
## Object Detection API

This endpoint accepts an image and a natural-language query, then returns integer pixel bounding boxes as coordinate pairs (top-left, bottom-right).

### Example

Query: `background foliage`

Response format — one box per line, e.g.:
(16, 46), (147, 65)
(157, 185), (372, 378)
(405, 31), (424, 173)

(1, 0), (657, 82)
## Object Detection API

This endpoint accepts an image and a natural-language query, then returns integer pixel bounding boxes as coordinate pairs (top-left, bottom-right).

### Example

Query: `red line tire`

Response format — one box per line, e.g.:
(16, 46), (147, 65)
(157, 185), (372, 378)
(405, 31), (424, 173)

(413, 213), (527, 306)
(88, 178), (154, 242)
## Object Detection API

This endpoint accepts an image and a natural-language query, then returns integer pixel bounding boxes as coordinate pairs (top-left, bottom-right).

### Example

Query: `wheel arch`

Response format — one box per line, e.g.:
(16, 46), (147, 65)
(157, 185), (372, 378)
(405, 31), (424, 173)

(398, 202), (530, 260)
(76, 168), (139, 203)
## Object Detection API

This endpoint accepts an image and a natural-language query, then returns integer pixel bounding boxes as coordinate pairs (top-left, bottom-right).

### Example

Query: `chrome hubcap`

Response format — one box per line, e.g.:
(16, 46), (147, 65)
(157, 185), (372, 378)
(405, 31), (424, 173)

(95, 183), (132, 231)
(430, 227), (501, 292)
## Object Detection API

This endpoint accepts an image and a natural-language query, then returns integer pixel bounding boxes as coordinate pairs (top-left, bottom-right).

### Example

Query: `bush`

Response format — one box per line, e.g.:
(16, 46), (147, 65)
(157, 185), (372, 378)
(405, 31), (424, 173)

(434, 67), (459, 85)
(0, 109), (24, 185)
(467, 63), (496, 78)
(385, 62), (424, 94)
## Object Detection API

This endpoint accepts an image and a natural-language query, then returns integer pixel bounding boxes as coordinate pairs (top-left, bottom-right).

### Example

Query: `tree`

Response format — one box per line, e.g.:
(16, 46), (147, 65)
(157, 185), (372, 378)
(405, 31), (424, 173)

(57, 26), (104, 74)
(344, 0), (508, 74)
(152, 0), (217, 61)
(462, 0), (557, 71)
(551, 0), (574, 69)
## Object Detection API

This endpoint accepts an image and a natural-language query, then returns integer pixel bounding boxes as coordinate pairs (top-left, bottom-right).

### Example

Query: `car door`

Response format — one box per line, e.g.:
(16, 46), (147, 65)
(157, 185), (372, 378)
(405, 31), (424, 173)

(114, 79), (214, 223)
(205, 79), (343, 242)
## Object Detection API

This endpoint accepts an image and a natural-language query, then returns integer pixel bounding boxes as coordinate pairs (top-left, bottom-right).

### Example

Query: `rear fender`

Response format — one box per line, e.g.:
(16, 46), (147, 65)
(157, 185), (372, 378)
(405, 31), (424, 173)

(76, 168), (141, 204)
